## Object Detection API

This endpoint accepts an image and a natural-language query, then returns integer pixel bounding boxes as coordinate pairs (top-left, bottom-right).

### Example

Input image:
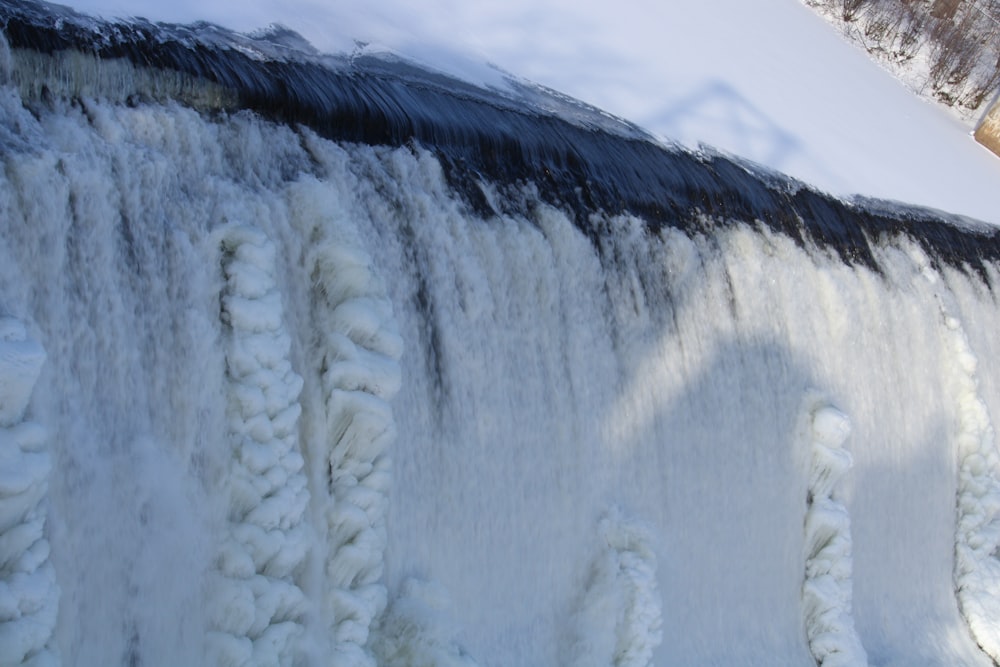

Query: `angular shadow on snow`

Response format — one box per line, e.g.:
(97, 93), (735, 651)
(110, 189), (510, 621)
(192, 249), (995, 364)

(649, 80), (800, 170)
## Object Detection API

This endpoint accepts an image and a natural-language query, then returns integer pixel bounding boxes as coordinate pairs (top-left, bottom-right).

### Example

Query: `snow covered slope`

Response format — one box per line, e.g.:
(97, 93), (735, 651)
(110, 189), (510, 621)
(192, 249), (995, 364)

(3, 2), (1000, 666)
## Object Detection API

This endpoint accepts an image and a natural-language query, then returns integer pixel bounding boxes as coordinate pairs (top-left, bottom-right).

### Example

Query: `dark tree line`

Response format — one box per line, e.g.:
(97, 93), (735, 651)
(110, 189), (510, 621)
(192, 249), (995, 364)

(808, 0), (1000, 111)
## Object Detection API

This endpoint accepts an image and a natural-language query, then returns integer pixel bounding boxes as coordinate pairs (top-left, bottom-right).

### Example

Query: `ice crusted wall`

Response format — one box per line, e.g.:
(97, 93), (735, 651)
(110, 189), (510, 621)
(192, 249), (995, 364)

(4, 29), (1000, 666)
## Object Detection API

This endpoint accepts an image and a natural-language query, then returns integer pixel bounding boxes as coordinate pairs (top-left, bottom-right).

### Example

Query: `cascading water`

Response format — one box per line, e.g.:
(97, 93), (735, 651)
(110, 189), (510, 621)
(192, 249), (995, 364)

(3, 2), (1000, 666)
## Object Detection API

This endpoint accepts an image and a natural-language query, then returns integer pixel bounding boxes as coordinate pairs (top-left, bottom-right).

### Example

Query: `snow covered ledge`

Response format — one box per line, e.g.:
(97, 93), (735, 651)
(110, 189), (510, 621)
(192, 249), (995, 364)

(0, 316), (59, 666)
(801, 403), (867, 667)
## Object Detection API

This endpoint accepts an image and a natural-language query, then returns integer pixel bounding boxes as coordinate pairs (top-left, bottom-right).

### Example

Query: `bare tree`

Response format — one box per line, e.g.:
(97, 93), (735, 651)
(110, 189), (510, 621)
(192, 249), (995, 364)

(842, 0), (870, 21)
(928, 0), (1000, 108)
(813, 0), (1000, 113)
(931, 0), (962, 19)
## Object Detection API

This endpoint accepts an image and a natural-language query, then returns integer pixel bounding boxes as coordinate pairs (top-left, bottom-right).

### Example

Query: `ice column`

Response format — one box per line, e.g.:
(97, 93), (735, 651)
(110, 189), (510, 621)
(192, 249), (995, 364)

(0, 316), (58, 667)
(801, 404), (867, 667)
(570, 508), (663, 667)
(310, 239), (402, 667)
(207, 226), (311, 666)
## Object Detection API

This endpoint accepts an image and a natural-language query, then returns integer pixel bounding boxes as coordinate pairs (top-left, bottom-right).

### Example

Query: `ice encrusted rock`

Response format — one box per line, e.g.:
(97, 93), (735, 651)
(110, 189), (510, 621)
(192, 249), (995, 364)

(802, 404), (867, 667)
(0, 317), (59, 667)
(208, 226), (310, 667)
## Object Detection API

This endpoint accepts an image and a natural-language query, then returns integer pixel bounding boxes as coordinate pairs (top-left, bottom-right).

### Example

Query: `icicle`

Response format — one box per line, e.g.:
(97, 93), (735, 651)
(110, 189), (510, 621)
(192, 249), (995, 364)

(207, 226), (311, 667)
(801, 402), (867, 667)
(0, 316), (59, 667)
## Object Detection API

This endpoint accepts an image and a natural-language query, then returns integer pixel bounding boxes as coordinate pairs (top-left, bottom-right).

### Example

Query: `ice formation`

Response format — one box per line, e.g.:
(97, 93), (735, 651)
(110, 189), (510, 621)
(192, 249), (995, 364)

(0, 317), (58, 667)
(207, 226), (311, 666)
(305, 214), (403, 666)
(373, 578), (479, 667)
(570, 509), (662, 667)
(4, 5), (1000, 663)
(801, 403), (866, 667)
(913, 248), (1000, 663)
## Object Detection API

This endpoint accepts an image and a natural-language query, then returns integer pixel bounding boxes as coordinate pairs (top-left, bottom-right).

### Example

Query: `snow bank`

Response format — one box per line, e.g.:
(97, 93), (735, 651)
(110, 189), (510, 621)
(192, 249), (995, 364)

(0, 317), (58, 667)
(570, 508), (662, 667)
(207, 226), (311, 666)
(801, 402), (867, 667)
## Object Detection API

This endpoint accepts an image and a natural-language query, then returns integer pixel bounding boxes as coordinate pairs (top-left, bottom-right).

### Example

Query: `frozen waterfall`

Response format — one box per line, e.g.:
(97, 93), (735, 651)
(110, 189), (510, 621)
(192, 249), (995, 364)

(3, 2), (1000, 665)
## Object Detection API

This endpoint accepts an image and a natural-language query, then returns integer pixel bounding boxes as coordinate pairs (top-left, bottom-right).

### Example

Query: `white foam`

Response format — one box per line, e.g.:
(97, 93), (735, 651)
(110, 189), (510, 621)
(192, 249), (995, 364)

(3, 78), (1000, 666)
